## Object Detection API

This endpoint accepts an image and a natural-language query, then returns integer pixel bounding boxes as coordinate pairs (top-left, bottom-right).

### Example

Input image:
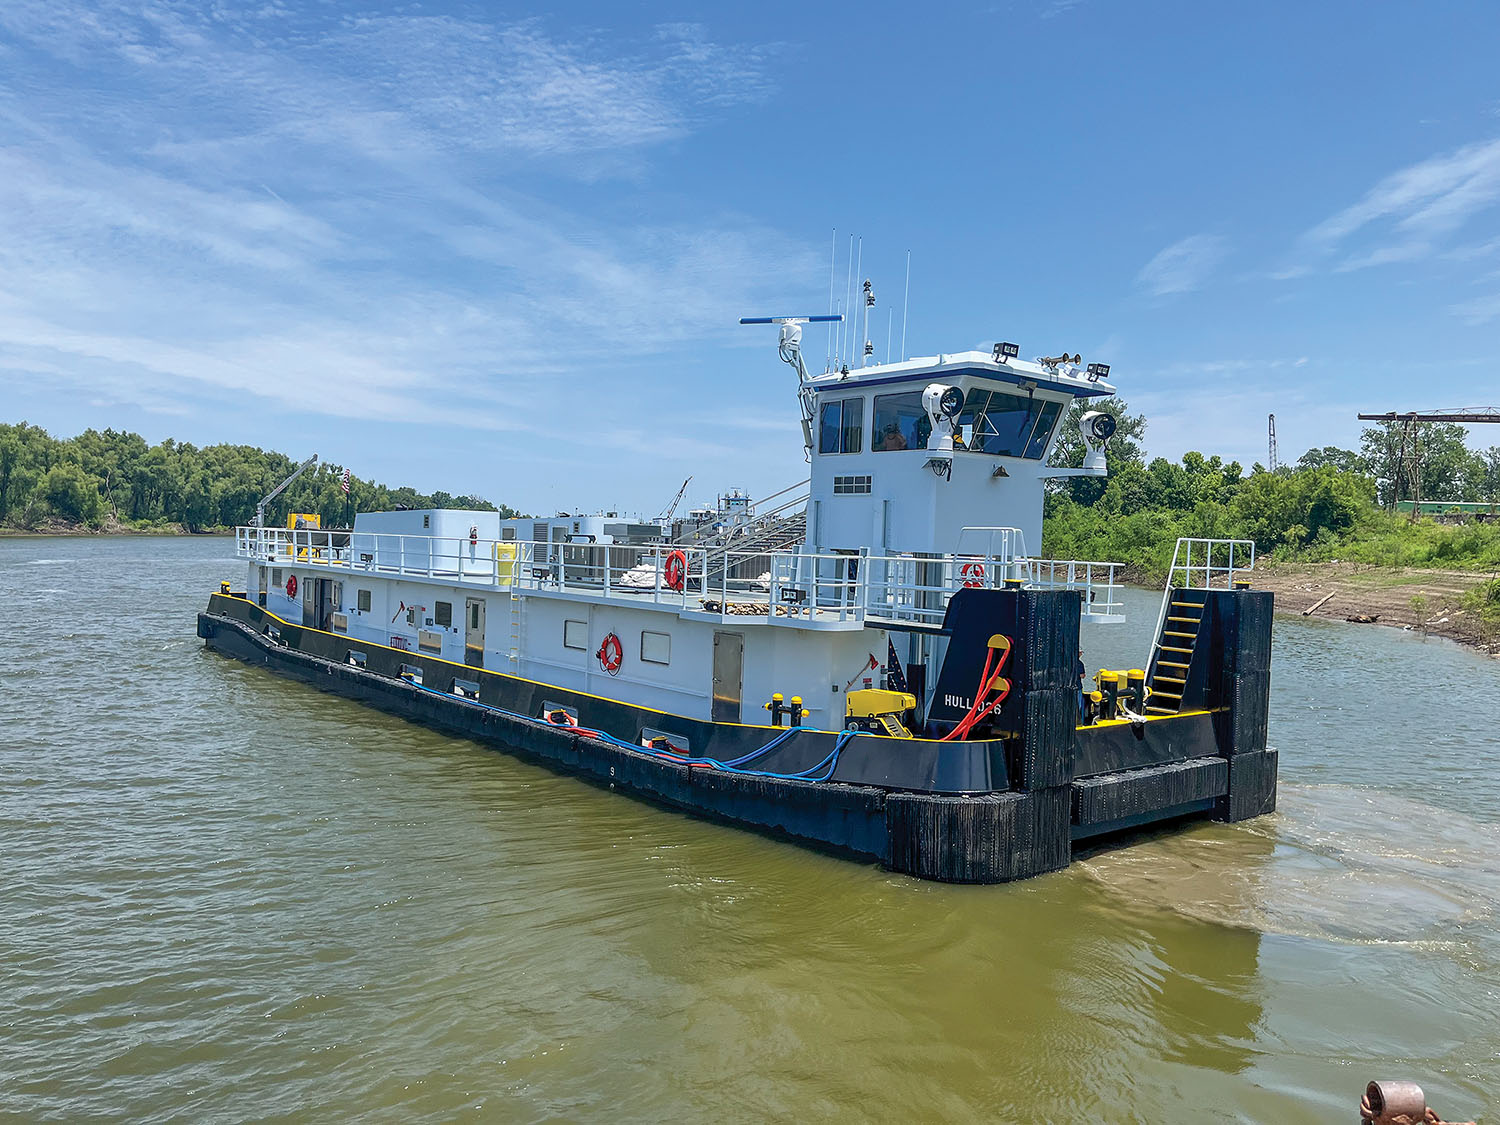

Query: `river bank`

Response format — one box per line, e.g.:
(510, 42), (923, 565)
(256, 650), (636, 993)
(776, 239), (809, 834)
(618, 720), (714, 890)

(0, 516), (211, 537)
(1253, 561), (1500, 657)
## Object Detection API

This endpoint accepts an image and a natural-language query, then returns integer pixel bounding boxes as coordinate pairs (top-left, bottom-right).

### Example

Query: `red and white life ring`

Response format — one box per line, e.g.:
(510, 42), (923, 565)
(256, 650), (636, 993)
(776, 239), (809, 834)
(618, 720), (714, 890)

(959, 562), (986, 589)
(596, 632), (623, 675)
(664, 549), (687, 592)
(286, 574), (298, 597)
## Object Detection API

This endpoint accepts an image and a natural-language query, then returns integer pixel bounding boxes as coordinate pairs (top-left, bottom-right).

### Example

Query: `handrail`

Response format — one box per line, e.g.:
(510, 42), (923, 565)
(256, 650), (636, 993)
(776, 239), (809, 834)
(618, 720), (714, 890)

(234, 525), (1127, 629)
(1151, 537), (1256, 651)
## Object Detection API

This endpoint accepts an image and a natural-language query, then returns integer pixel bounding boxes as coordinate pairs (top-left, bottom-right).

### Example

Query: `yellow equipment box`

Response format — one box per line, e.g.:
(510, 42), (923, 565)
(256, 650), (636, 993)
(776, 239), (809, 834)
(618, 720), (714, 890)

(846, 688), (917, 718)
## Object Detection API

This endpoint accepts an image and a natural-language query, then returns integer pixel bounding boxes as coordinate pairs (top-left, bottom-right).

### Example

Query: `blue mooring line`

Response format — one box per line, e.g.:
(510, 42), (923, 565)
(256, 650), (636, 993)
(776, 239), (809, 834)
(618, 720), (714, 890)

(404, 678), (856, 783)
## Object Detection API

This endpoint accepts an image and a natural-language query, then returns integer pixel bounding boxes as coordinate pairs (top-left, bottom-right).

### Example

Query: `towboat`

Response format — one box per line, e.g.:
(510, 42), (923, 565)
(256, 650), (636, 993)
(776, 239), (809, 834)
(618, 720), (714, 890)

(198, 319), (1276, 883)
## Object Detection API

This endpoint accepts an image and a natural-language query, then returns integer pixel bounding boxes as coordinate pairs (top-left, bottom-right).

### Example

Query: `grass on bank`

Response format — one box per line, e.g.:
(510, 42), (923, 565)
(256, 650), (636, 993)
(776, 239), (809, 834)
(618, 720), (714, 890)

(1042, 461), (1500, 584)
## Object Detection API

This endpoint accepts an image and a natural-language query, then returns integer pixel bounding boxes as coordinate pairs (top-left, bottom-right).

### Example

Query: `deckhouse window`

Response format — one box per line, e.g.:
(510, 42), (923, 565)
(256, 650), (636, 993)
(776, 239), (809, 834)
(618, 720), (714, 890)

(434, 601), (453, 627)
(563, 620), (587, 650)
(640, 631), (671, 665)
(873, 392), (929, 451)
(357, 589), (371, 612)
(818, 398), (864, 455)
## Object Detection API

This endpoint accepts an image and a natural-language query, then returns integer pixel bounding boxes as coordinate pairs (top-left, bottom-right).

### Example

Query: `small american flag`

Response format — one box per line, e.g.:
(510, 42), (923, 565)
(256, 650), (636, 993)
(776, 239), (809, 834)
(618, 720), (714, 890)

(340, 467), (351, 495)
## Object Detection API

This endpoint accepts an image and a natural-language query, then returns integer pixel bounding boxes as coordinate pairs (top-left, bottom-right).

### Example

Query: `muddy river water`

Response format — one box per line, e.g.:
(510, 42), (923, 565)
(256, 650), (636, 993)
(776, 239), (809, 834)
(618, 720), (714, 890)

(2, 536), (1496, 1121)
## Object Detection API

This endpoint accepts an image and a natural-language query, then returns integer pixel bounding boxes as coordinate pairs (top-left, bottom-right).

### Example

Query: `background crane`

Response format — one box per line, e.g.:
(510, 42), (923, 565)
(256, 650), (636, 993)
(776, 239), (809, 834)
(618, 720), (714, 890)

(657, 476), (692, 524)
(1356, 408), (1500, 520)
(1268, 414), (1278, 472)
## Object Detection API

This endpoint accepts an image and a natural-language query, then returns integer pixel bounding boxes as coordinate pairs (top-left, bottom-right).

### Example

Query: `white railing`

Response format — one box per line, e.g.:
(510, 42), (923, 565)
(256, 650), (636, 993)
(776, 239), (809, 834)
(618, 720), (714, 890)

(1151, 537), (1257, 645)
(235, 524), (1125, 629)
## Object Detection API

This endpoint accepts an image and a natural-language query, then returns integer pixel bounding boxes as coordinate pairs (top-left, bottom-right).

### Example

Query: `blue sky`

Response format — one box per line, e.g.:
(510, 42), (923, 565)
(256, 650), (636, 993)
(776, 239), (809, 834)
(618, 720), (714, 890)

(3, 1), (1500, 515)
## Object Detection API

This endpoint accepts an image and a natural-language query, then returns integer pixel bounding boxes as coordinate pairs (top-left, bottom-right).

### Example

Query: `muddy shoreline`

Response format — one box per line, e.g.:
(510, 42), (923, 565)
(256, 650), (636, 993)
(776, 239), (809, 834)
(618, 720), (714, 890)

(1251, 562), (1499, 657)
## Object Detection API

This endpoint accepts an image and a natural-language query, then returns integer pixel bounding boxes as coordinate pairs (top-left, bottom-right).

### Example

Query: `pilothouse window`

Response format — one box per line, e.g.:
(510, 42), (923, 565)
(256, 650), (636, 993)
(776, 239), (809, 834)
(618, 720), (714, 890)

(818, 398), (864, 455)
(959, 390), (1062, 459)
(873, 392), (928, 451)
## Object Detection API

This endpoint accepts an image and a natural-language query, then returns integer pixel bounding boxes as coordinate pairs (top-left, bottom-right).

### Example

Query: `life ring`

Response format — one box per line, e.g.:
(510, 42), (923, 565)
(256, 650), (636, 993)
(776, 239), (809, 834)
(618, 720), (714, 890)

(960, 562), (986, 589)
(286, 574), (298, 597)
(664, 550), (687, 592)
(596, 632), (623, 675)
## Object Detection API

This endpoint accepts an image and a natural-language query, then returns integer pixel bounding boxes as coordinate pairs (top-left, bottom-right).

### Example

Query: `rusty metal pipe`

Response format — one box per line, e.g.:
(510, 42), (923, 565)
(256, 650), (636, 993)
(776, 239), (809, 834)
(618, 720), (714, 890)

(1363, 1080), (1426, 1124)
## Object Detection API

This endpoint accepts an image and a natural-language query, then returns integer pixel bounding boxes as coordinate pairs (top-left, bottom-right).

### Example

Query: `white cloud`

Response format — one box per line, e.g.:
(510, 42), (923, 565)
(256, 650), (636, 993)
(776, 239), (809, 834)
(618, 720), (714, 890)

(1450, 292), (1500, 325)
(0, 3), (809, 440)
(1136, 235), (1229, 296)
(1040, 0), (1085, 18)
(1288, 137), (1500, 273)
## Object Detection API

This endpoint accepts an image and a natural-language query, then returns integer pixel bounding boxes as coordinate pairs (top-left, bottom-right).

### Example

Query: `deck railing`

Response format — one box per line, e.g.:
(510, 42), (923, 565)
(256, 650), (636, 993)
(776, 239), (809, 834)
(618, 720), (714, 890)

(234, 525), (1124, 628)
(1150, 537), (1257, 646)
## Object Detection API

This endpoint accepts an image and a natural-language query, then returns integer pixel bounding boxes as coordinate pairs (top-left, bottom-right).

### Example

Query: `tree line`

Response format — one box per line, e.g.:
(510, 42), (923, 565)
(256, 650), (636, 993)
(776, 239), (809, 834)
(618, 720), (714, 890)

(0, 422), (519, 532)
(1045, 400), (1500, 577)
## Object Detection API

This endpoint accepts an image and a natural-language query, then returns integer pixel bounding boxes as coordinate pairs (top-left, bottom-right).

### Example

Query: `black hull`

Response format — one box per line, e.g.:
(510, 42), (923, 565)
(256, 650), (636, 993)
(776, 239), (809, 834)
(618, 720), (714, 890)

(197, 588), (1276, 884)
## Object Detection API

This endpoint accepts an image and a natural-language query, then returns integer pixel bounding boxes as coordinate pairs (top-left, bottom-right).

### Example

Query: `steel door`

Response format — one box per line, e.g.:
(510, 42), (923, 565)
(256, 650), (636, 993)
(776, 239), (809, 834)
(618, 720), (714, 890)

(465, 597), (486, 668)
(711, 631), (743, 723)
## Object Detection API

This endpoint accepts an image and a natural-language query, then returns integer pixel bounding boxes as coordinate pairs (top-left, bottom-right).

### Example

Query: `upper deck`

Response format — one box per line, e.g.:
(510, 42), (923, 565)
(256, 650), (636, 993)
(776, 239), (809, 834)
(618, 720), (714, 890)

(234, 523), (1124, 630)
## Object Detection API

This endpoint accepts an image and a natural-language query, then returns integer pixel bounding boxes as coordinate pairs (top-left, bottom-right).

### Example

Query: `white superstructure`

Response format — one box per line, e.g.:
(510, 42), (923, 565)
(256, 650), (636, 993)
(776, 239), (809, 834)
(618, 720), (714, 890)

(235, 328), (1127, 732)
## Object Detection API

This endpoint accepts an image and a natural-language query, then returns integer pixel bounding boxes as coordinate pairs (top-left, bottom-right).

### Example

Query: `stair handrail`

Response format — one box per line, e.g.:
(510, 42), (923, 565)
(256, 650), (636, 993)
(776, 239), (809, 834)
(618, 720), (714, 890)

(1150, 537), (1256, 657)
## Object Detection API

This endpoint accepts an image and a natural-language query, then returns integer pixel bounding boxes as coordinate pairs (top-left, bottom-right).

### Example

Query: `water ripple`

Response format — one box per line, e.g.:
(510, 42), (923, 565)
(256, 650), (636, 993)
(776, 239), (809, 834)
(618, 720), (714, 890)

(0, 540), (1496, 1122)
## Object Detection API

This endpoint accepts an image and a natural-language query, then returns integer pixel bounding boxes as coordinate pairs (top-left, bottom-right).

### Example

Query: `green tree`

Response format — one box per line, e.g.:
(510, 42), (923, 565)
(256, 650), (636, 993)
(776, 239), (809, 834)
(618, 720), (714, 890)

(1297, 446), (1365, 474)
(37, 463), (102, 524)
(1360, 420), (1472, 507)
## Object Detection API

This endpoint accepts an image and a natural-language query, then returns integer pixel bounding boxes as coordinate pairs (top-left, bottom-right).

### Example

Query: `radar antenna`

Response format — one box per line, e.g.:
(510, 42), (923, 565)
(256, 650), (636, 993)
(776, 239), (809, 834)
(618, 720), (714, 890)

(740, 314), (843, 460)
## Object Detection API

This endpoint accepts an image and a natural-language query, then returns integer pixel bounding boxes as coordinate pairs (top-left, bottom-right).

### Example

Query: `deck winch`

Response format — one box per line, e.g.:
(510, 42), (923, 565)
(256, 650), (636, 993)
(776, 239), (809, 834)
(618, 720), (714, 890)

(844, 689), (917, 738)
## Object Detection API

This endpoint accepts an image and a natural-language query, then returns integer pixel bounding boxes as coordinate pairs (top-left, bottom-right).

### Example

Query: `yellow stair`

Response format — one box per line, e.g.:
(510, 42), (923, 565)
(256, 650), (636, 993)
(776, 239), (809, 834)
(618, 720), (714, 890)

(1146, 593), (1207, 714)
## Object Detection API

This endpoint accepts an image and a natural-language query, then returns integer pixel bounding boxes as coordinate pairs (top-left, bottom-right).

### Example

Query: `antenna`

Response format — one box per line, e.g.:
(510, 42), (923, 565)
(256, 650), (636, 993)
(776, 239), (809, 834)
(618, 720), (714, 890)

(841, 234), (854, 366)
(901, 250), (911, 360)
(741, 314), (845, 460)
(886, 307), (893, 364)
(827, 229), (837, 372)
(852, 239), (863, 363)
(1268, 413), (1279, 472)
(862, 278), (875, 365)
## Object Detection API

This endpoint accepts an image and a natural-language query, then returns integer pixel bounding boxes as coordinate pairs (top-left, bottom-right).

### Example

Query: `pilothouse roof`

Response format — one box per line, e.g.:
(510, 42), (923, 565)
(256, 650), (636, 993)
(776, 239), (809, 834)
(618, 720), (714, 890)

(806, 350), (1116, 399)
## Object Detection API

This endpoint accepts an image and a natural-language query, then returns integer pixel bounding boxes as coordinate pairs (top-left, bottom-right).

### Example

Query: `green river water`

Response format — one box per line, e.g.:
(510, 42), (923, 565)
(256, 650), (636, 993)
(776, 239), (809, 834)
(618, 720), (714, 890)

(2, 536), (1497, 1122)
